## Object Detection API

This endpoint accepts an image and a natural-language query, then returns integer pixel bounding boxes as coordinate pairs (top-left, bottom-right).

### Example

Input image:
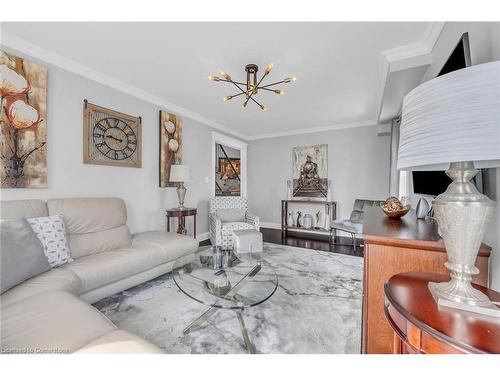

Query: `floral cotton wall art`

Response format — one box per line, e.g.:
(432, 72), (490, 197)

(0, 50), (47, 188)
(159, 110), (182, 187)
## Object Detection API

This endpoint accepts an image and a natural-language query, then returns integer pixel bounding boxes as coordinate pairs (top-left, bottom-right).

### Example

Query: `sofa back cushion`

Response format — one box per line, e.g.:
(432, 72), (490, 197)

(0, 199), (48, 220)
(47, 198), (132, 259)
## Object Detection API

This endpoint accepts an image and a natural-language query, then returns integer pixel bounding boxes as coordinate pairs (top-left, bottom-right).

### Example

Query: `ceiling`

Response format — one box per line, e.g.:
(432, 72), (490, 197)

(1, 22), (442, 139)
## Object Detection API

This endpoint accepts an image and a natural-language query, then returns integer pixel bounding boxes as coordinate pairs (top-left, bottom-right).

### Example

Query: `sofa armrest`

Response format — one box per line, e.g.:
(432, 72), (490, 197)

(245, 211), (260, 230)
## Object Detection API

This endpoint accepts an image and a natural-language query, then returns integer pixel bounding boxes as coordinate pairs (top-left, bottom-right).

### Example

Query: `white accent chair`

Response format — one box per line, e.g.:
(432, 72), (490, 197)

(209, 197), (259, 249)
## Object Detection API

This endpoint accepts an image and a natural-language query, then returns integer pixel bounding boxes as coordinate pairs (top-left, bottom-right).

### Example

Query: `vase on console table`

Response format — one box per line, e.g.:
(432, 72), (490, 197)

(323, 204), (331, 230)
(287, 212), (294, 227)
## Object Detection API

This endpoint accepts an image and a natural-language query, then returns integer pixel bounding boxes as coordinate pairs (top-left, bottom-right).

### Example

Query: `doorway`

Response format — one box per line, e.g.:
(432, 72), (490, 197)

(211, 132), (247, 197)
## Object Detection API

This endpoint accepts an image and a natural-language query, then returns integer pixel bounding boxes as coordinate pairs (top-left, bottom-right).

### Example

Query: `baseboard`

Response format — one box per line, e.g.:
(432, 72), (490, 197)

(260, 221), (282, 230)
(197, 231), (210, 242)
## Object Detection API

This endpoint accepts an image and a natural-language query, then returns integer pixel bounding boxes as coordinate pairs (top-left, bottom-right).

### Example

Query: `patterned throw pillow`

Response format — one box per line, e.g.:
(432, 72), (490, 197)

(27, 214), (73, 268)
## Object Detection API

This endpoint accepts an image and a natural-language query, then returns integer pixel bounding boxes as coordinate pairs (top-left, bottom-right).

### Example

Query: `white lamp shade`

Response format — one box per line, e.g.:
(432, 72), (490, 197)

(398, 61), (500, 171)
(169, 164), (190, 182)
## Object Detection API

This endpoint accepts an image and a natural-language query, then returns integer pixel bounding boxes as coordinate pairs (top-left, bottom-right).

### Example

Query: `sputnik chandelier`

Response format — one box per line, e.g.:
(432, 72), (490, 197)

(208, 63), (296, 111)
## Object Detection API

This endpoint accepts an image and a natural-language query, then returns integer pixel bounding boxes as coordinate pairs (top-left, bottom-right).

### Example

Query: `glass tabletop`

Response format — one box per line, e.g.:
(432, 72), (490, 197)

(172, 246), (278, 310)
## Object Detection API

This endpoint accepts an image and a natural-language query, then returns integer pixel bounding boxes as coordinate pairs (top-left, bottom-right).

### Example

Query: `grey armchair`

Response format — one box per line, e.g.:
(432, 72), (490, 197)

(331, 199), (384, 250)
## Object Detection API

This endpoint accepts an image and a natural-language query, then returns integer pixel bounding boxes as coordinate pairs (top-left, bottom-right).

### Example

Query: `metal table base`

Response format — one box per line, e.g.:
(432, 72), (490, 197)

(183, 307), (256, 354)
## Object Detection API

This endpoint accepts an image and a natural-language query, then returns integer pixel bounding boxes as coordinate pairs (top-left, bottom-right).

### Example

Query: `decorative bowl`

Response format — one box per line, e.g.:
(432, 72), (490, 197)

(381, 205), (411, 219)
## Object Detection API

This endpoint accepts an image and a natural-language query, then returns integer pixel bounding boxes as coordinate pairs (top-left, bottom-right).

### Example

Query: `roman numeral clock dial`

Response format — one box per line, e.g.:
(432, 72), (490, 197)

(83, 101), (142, 168)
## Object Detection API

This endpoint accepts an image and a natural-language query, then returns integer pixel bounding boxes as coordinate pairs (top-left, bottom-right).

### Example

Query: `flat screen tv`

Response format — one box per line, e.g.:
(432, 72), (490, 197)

(413, 169), (484, 196)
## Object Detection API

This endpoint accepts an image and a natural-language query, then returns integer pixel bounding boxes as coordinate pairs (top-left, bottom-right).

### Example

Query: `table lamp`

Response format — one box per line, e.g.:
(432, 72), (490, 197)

(398, 61), (500, 317)
(169, 164), (190, 209)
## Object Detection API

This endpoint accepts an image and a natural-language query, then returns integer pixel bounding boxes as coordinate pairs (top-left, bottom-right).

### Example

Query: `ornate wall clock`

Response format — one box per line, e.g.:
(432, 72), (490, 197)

(83, 100), (142, 168)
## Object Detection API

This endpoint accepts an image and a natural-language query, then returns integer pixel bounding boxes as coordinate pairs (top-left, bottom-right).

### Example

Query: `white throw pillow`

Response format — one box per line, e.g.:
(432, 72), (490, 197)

(27, 214), (73, 268)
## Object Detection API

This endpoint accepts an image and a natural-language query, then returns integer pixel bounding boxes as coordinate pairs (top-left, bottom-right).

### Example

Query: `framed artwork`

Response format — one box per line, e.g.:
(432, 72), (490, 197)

(1, 50), (48, 188)
(292, 144), (329, 200)
(219, 158), (240, 180)
(159, 110), (182, 187)
(83, 100), (142, 168)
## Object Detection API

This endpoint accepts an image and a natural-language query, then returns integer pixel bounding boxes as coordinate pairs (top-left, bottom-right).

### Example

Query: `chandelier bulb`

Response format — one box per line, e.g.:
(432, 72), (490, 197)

(223, 96), (232, 101)
(208, 75), (220, 81)
(265, 63), (274, 75)
(242, 102), (248, 109)
(284, 76), (297, 83)
(260, 105), (267, 111)
(275, 89), (284, 95)
(220, 70), (231, 80)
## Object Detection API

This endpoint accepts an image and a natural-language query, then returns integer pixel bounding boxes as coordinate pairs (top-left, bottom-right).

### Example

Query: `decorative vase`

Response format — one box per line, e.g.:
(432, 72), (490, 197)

(287, 212), (294, 227)
(287, 180), (293, 200)
(303, 214), (313, 229)
(296, 211), (302, 227)
(415, 197), (430, 219)
(323, 204), (331, 230)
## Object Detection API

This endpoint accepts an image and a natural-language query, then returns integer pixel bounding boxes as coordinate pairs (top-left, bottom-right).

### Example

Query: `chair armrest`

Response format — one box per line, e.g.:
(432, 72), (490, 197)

(209, 213), (222, 244)
(245, 211), (260, 230)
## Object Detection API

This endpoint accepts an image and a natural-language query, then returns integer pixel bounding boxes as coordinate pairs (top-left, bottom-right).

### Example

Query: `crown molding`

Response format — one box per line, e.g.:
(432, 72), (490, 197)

(0, 31), (249, 141)
(375, 22), (445, 123)
(247, 120), (375, 141)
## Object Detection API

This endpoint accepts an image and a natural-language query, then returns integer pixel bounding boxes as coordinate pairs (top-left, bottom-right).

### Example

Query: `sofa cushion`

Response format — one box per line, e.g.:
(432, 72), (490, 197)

(132, 231), (198, 260)
(68, 225), (132, 259)
(63, 245), (186, 293)
(27, 214), (73, 268)
(0, 199), (48, 220)
(0, 291), (116, 354)
(75, 330), (163, 354)
(0, 267), (82, 308)
(0, 218), (50, 294)
(47, 198), (132, 259)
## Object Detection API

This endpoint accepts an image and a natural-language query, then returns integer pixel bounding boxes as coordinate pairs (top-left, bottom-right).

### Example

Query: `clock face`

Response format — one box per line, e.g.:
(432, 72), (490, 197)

(83, 102), (141, 168)
(93, 117), (137, 161)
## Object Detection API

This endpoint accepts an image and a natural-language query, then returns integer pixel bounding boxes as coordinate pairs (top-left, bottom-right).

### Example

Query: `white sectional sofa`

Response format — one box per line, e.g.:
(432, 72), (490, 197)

(0, 197), (199, 354)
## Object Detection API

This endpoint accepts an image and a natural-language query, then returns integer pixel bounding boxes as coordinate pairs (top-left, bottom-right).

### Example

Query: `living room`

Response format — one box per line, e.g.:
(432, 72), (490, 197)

(1, 1), (500, 372)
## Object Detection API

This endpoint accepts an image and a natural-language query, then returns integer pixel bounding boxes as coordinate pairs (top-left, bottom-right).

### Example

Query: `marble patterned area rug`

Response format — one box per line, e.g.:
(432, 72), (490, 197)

(94, 242), (363, 354)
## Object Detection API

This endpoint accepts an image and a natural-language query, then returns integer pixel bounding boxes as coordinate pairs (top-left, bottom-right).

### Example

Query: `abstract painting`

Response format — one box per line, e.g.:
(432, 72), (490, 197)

(159, 110), (182, 187)
(1, 50), (47, 188)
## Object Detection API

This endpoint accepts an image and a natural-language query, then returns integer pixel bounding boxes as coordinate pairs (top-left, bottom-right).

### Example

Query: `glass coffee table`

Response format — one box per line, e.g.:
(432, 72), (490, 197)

(173, 246), (278, 353)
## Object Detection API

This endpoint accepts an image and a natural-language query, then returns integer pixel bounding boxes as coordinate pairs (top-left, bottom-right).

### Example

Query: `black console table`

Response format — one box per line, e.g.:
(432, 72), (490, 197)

(281, 200), (337, 240)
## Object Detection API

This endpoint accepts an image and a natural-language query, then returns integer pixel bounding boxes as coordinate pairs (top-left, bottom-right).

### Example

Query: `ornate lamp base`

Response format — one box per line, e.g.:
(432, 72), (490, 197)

(176, 182), (187, 209)
(431, 161), (498, 317)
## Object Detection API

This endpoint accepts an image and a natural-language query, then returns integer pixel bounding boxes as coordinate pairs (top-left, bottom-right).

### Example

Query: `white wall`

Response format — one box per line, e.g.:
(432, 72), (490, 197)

(247, 126), (390, 226)
(0, 46), (238, 238)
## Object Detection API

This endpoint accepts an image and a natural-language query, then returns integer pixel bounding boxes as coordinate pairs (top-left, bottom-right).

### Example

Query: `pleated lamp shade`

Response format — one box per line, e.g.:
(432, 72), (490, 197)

(169, 164), (190, 182)
(397, 61), (500, 171)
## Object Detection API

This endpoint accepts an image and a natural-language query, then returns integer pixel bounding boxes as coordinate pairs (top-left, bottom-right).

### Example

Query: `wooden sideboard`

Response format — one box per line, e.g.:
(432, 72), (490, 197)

(361, 207), (491, 354)
(384, 272), (500, 354)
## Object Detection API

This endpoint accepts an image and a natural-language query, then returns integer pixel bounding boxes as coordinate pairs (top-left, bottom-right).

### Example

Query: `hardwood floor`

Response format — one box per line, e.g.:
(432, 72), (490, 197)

(200, 228), (363, 257)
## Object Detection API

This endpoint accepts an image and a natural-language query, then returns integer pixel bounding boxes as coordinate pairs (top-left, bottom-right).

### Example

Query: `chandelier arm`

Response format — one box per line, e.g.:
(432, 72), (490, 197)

(220, 79), (247, 86)
(249, 96), (264, 108)
(228, 92), (246, 98)
(228, 80), (249, 96)
(260, 87), (281, 93)
(259, 80), (286, 89)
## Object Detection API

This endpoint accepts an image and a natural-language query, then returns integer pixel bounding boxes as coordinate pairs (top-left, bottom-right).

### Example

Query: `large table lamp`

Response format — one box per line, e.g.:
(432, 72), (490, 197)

(169, 164), (190, 209)
(398, 61), (500, 317)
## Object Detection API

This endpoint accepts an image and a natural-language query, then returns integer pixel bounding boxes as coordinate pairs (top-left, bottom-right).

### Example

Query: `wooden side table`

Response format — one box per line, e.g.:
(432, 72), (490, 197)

(166, 207), (197, 238)
(384, 272), (500, 354)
